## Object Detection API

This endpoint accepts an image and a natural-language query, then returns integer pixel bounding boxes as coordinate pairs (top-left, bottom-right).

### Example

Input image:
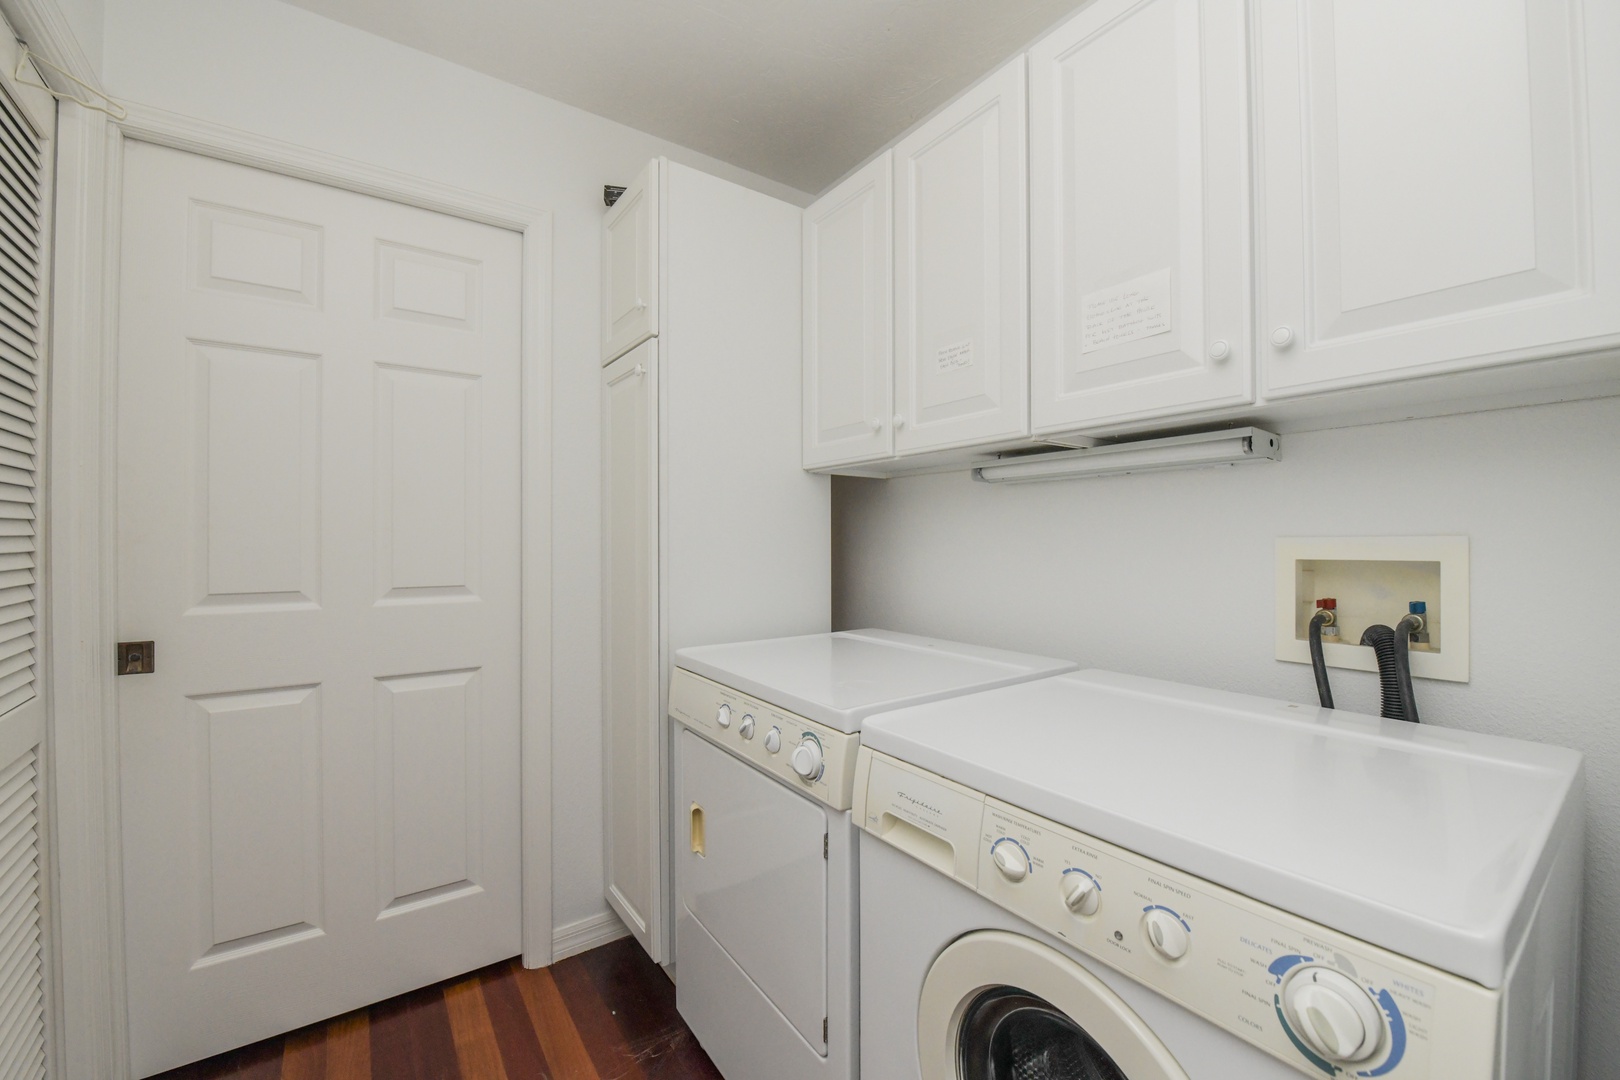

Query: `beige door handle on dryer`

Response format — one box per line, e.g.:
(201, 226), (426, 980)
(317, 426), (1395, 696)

(690, 802), (706, 856)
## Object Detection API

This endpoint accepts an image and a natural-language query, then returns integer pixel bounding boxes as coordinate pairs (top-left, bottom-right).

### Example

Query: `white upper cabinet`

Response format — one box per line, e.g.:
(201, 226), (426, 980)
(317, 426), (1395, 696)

(894, 57), (1030, 454)
(1255, 0), (1620, 397)
(803, 153), (893, 469)
(602, 159), (660, 363)
(1029, 0), (1253, 436)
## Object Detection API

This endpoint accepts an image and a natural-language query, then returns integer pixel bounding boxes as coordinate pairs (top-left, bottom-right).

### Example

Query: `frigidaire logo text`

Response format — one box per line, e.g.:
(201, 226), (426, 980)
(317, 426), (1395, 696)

(897, 791), (942, 816)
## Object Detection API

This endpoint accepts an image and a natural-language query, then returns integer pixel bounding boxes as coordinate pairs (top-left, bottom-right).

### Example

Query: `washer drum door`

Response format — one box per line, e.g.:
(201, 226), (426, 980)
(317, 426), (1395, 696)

(919, 931), (1190, 1080)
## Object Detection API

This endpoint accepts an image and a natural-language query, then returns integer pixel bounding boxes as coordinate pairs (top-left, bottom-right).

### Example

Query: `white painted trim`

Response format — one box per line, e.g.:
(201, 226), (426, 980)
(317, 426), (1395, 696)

(552, 910), (630, 963)
(46, 101), (127, 1080)
(47, 102), (556, 1078)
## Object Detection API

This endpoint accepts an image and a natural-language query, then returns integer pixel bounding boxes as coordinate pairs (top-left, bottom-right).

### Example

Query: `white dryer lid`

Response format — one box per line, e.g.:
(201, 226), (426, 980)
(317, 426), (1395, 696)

(673, 630), (1076, 734)
(859, 670), (1583, 989)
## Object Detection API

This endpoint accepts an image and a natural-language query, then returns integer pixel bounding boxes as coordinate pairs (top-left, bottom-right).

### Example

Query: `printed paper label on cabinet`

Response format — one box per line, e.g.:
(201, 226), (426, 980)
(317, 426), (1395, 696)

(936, 339), (975, 372)
(1081, 269), (1172, 353)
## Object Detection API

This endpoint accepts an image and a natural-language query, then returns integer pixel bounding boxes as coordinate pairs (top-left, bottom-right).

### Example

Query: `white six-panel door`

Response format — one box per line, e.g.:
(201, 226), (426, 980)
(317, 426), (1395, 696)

(116, 143), (524, 1076)
(894, 57), (1029, 454)
(1255, 0), (1620, 396)
(802, 154), (893, 469)
(1030, 0), (1253, 436)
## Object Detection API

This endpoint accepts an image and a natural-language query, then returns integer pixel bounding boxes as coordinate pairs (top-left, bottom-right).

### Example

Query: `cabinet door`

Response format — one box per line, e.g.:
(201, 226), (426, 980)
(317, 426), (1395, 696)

(601, 341), (664, 961)
(603, 159), (659, 363)
(1029, 0), (1253, 436)
(803, 153), (893, 469)
(1256, 0), (1620, 396)
(894, 58), (1029, 453)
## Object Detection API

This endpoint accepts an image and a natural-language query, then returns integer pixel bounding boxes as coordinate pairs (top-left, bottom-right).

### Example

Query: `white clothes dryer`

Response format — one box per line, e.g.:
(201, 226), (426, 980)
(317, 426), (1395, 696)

(854, 671), (1584, 1080)
(668, 630), (1075, 1080)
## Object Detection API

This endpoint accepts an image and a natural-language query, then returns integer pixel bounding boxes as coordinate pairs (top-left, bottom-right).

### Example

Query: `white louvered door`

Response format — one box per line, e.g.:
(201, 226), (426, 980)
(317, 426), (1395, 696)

(116, 145), (524, 1076)
(0, 31), (53, 1080)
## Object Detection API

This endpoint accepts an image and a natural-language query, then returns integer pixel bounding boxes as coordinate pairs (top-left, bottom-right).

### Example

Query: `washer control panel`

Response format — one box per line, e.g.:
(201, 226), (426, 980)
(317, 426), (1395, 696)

(669, 668), (861, 810)
(855, 749), (1501, 1080)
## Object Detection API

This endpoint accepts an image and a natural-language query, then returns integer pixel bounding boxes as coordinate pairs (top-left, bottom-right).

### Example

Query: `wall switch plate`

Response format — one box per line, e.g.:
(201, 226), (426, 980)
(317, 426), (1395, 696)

(1275, 537), (1469, 683)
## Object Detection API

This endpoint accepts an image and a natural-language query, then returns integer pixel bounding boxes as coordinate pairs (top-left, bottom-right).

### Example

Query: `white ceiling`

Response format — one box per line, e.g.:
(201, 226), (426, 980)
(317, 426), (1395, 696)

(277, 0), (1088, 195)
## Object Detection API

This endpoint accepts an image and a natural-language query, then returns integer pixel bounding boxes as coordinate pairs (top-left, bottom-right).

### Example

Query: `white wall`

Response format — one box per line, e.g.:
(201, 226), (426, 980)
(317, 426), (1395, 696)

(100, 0), (811, 939)
(834, 394), (1620, 1075)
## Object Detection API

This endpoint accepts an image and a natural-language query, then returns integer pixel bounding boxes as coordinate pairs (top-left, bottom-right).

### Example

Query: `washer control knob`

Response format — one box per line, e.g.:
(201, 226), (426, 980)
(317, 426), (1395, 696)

(737, 714), (755, 740)
(991, 841), (1028, 883)
(790, 736), (824, 781)
(764, 727), (782, 754)
(1061, 872), (1100, 916)
(1283, 968), (1384, 1063)
(715, 704), (731, 729)
(1143, 909), (1190, 961)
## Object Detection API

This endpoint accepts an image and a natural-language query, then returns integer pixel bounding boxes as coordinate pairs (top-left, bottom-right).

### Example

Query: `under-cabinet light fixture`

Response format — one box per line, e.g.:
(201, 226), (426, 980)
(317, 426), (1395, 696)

(972, 427), (1281, 484)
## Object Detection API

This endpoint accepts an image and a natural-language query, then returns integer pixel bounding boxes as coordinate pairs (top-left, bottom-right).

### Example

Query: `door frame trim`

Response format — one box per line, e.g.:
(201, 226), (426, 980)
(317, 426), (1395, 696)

(49, 102), (555, 1078)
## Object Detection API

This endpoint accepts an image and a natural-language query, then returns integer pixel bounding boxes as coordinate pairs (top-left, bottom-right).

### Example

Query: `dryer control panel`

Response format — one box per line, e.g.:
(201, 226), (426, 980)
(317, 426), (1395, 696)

(669, 668), (862, 811)
(854, 748), (1502, 1080)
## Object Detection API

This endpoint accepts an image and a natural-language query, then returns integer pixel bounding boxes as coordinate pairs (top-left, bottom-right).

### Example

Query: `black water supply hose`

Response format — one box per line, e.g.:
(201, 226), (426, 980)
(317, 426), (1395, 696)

(1307, 607), (1336, 709)
(1360, 617), (1422, 723)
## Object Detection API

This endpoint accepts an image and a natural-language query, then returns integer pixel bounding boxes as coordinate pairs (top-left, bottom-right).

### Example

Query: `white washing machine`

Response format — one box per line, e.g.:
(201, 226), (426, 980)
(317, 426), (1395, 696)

(667, 630), (1076, 1080)
(853, 671), (1584, 1079)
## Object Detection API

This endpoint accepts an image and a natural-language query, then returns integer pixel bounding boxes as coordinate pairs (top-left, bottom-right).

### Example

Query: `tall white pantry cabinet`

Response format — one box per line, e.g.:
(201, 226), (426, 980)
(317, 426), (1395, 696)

(600, 160), (830, 964)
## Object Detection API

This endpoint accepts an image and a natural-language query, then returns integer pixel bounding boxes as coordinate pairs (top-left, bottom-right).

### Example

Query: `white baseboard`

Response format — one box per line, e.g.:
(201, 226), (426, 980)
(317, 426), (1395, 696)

(552, 910), (630, 962)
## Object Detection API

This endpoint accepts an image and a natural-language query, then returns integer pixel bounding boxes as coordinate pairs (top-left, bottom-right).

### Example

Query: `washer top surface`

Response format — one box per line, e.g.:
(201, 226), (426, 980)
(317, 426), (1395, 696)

(859, 669), (1583, 986)
(673, 629), (1076, 734)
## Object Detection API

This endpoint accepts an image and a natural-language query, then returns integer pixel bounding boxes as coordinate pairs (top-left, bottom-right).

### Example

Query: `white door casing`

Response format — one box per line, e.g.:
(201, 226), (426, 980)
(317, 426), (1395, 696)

(1030, 0), (1253, 436)
(1255, 0), (1620, 396)
(602, 160), (659, 364)
(802, 153), (893, 469)
(601, 339), (661, 960)
(116, 143), (524, 1075)
(894, 57), (1029, 454)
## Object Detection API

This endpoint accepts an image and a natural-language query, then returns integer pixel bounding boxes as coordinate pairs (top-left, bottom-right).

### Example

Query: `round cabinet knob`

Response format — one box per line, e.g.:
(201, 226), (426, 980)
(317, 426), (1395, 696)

(790, 736), (824, 781)
(991, 841), (1028, 883)
(764, 727), (782, 754)
(1271, 326), (1296, 348)
(737, 714), (755, 740)
(868, 417), (882, 432)
(1060, 872), (1100, 916)
(1283, 968), (1384, 1064)
(715, 704), (731, 729)
(1208, 339), (1231, 362)
(893, 414), (906, 430)
(1142, 909), (1190, 961)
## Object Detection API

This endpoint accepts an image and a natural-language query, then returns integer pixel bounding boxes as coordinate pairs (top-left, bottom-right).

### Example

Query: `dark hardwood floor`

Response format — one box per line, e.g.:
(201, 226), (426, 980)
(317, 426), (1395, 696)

(153, 937), (723, 1079)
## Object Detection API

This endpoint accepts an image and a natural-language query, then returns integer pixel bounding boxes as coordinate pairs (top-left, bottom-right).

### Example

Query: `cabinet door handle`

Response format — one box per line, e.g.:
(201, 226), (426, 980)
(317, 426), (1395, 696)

(868, 417), (882, 432)
(606, 363), (646, 387)
(893, 414), (906, 431)
(690, 803), (706, 857)
(1271, 326), (1296, 349)
(1209, 340), (1231, 362)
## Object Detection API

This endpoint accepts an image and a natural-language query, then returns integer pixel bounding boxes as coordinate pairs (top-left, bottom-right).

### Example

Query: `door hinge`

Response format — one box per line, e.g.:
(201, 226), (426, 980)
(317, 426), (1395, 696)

(823, 1017), (828, 1044)
(823, 833), (828, 859)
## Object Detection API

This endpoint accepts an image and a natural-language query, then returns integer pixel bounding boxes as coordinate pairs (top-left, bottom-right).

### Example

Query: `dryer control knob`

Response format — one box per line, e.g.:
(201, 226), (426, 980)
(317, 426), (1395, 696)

(991, 841), (1028, 883)
(1283, 968), (1383, 1064)
(715, 704), (731, 729)
(764, 727), (782, 754)
(738, 715), (756, 740)
(1061, 872), (1100, 915)
(790, 736), (824, 781)
(1142, 909), (1190, 961)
